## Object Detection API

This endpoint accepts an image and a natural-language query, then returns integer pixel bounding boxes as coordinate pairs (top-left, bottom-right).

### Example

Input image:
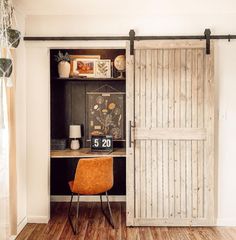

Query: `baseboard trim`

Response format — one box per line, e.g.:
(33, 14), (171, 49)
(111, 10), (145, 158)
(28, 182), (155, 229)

(27, 216), (49, 224)
(217, 218), (236, 226)
(17, 216), (27, 235)
(50, 195), (126, 202)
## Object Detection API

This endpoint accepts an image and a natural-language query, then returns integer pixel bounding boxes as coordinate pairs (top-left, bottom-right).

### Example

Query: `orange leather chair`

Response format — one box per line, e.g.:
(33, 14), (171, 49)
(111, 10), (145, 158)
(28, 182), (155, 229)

(67, 157), (115, 234)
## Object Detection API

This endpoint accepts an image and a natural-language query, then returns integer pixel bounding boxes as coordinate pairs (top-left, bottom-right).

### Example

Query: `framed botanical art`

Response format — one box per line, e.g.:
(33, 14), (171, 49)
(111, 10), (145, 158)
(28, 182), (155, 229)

(86, 91), (125, 141)
(95, 59), (111, 78)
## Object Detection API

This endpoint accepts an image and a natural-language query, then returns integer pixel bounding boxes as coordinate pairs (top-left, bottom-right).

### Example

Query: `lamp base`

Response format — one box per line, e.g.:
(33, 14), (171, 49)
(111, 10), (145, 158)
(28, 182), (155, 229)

(70, 139), (80, 150)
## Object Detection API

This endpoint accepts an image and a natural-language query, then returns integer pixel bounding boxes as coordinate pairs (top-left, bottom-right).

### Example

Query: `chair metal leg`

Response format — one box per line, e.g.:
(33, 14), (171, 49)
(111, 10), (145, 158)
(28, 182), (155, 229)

(68, 193), (76, 234)
(68, 192), (80, 235)
(75, 193), (80, 234)
(100, 192), (115, 228)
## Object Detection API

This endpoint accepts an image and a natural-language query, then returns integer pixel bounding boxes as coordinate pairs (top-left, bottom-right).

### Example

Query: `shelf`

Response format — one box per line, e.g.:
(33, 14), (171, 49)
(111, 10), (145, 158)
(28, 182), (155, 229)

(53, 77), (126, 81)
(51, 148), (126, 158)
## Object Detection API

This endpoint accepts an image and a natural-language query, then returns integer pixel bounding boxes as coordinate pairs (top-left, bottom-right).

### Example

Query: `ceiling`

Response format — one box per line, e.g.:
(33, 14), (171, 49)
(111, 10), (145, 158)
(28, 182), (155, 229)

(14, 0), (236, 16)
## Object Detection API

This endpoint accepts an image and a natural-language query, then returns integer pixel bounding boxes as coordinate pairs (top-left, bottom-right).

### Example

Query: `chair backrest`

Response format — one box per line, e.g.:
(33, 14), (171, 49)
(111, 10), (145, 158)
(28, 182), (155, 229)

(72, 157), (113, 195)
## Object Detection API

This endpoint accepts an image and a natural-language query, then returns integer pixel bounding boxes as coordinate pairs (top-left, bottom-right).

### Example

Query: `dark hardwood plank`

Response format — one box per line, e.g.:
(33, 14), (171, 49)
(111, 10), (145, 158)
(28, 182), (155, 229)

(16, 202), (236, 240)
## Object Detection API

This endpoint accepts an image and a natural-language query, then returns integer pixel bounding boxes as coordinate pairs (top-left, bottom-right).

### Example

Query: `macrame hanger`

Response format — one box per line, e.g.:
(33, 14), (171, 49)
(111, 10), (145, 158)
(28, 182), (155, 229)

(0, 78), (6, 129)
(92, 84), (120, 92)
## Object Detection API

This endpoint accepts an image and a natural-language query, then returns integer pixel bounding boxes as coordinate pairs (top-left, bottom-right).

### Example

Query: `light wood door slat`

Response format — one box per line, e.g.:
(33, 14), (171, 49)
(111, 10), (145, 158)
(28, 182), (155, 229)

(135, 128), (206, 140)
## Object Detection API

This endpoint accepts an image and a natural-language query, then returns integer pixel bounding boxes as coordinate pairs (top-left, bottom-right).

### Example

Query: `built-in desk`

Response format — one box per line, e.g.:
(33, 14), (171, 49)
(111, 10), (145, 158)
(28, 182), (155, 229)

(50, 148), (126, 195)
(51, 148), (126, 158)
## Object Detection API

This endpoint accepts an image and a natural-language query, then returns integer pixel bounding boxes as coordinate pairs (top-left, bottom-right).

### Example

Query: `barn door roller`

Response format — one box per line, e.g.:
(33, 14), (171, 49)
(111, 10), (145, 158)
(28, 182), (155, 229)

(204, 28), (211, 55)
(129, 29), (135, 55)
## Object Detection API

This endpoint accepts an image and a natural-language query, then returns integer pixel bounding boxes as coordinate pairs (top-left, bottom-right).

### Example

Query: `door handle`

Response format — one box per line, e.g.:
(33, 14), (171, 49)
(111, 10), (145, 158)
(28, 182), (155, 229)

(129, 120), (135, 148)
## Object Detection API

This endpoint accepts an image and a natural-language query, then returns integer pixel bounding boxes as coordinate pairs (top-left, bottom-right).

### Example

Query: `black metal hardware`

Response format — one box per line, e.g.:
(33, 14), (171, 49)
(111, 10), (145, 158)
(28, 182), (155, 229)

(68, 191), (115, 234)
(24, 30), (236, 43)
(129, 29), (135, 55)
(100, 192), (115, 228)
(24, 29), (236, 56)
(23, 36), (129, 41)
(129, 120), (135, 148)
(204, 29), (211, 55)
(68, 193), (80, 235)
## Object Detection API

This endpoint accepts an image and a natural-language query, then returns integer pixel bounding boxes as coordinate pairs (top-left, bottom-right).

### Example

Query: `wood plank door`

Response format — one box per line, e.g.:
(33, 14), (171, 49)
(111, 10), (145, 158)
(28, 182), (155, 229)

(126, 40), (215, 226)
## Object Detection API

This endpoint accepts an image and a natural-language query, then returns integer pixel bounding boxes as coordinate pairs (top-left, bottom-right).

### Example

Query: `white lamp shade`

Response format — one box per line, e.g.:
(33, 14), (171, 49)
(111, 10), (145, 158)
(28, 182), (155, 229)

(69, 125), (81, 138)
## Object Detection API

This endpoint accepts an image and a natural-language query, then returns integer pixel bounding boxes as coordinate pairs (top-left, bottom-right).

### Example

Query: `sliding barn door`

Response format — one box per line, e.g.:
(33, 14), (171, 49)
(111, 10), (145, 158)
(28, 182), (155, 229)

(126, 40), (215, 226)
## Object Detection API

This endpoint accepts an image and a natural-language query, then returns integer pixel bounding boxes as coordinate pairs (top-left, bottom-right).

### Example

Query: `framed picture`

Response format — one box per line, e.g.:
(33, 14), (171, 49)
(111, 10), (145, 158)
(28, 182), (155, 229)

(72, 58), (97, 77)
(86, 92), (125, 141)
(95, 60), (111, 78)
(70, 55), (100, 77)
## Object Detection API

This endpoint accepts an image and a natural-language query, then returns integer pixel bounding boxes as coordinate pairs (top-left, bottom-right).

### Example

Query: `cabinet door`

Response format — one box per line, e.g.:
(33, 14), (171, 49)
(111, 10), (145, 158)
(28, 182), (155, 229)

(126, 40), (215, 226)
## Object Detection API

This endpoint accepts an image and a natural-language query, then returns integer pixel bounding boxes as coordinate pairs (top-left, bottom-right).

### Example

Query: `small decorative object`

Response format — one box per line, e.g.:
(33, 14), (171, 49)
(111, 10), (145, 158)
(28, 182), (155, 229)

(91, 135), (113, 152)
(114, 55), (126, 78)
(72, 58), (96, 77)
(95, 59), (111, 78)
(111, 62), (114, 78)
(87, 89), (125, 141)
(51, 139), (67, 150)
(55, 51), (71, 78)
(70, 55), (100, 77)
(69, 125), (81, 150)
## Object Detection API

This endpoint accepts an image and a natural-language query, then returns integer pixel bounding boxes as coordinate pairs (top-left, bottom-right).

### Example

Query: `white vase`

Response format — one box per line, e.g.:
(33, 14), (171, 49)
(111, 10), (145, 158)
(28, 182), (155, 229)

(58, 61), (70, 78)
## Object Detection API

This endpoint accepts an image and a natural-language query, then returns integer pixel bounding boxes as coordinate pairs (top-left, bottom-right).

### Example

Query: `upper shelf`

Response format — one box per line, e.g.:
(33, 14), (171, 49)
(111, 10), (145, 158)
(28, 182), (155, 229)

(53, 77), (126, 81)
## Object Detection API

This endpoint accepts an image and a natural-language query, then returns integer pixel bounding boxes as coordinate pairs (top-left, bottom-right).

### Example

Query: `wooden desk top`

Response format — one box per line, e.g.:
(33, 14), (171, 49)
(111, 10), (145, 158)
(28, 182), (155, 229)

(51, 148), (126, 158)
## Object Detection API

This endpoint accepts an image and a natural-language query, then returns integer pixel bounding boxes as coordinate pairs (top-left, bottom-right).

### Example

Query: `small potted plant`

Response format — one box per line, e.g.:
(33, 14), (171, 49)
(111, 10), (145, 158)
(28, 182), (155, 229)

(7, 28), (21, 48)
(55, 51), (71, 78)
(0, 58), (13, 78)
(2, 0), (21, 48)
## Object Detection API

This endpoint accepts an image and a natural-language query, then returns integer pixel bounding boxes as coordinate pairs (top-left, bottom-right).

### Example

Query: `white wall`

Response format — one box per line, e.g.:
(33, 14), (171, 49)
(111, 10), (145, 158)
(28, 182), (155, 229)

(22, 0), (236, 226)
(14, 4), (28, 234)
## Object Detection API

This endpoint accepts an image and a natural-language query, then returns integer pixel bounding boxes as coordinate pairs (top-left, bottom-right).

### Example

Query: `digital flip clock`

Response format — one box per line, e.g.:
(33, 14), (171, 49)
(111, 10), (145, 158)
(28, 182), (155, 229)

(90, 135), (113, 152)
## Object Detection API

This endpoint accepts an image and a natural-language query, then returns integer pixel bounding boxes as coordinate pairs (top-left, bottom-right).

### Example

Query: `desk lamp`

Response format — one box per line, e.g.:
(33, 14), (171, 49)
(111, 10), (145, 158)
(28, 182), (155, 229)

(69, 125), (81, 150)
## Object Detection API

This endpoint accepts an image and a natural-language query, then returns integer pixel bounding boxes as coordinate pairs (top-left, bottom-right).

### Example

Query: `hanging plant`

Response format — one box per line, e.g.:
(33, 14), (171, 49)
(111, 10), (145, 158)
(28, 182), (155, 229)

(0, 0), (21, 82)
(0, 0), (21, 49)
(7, 28), (20, 48)
(0, 58), (13, 78)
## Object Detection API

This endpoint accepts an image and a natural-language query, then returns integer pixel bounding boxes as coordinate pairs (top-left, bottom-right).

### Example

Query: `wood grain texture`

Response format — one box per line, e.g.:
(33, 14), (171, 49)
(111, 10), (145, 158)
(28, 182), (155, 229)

(16, 202), (236, 240)
(128, 41), (215, 226)
(51, 148), (126, 158)
(126, 41), (135, 225)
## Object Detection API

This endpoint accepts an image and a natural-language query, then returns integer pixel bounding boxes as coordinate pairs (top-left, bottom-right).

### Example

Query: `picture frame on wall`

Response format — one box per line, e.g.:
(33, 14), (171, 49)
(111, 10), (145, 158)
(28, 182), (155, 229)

(70, 55), (100, 77)
(95, 59), (111, 78)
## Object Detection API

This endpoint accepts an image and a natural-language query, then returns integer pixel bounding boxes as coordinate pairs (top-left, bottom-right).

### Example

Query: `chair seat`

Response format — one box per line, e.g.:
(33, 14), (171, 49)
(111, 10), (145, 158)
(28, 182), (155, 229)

(68, 180), (112, 195)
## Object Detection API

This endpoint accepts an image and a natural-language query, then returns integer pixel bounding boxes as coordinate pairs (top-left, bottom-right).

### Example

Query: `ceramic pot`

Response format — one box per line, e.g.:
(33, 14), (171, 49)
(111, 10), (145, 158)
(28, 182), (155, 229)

(0, 58), (13, 77)
(58, 61), (70, 78)
(7, 28), (21, 48)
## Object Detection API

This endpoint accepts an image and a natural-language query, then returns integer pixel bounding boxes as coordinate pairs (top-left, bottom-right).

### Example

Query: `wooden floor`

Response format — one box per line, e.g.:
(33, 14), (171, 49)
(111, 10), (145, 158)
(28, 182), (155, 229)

(17, 202), (236, 240)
